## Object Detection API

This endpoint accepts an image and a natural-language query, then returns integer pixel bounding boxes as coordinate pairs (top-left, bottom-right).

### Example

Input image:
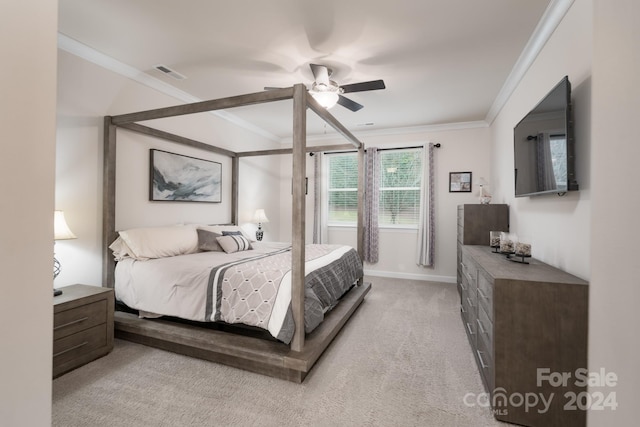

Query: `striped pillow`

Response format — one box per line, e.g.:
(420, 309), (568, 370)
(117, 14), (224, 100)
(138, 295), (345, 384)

(216, 234), (253, 253)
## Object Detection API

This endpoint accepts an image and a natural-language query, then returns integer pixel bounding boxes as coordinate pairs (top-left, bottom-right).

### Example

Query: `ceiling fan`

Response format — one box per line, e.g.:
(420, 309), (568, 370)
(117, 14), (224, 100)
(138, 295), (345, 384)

(265, 63), (385, 111)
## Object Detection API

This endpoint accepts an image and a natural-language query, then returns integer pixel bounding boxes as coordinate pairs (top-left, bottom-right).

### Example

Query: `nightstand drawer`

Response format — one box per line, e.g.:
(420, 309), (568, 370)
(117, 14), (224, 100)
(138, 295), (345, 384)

(54, 299), (107, 340)
(53, 324), (107, 367)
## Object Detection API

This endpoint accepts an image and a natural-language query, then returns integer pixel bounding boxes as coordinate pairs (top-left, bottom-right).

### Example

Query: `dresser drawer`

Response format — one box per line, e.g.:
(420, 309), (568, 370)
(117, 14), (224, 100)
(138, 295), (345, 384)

(460, 253), (478, 288)
(477, 272), (493, 319)
(53, 324), (107, 367)
(476, 329), (494, 393)
(477, 304), (493, 357)
(461, 296), (476, 338)
(54, 299), (107, 340)
(462, 281), (477, 313)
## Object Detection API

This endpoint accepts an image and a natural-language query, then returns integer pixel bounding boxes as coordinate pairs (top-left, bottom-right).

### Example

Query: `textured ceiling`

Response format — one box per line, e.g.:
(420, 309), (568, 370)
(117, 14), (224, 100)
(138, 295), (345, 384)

(58, 0), (552, 140)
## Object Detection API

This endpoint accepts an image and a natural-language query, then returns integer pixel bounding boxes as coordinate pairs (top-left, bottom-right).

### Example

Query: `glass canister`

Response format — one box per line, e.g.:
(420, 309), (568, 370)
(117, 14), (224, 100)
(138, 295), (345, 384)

(500, 232), (516, 254)
(490, 231), (501, 249)
(515, 237), (532, 257)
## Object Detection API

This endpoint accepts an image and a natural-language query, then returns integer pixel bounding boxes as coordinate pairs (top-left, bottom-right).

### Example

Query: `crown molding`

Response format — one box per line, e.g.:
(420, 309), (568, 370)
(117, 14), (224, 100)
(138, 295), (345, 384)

(284, 120), (488, 144)
(484, 0), (575, 124)
(57, 33), (281, 143)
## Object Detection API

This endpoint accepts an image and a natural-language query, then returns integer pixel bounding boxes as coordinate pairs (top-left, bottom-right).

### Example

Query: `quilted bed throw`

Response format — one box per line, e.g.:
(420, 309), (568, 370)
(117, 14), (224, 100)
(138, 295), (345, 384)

(204, 244), (363, 344)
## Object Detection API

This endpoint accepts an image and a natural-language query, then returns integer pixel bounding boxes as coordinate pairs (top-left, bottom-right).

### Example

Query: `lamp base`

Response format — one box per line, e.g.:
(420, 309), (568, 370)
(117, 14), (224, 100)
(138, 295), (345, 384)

(256, 228), (264, 241)
(54, 288), (63, 297)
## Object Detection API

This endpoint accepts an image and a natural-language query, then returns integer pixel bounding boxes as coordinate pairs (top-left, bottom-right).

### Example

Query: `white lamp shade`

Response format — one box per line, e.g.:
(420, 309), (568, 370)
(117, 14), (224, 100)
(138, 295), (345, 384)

(54, 211), (77, 240)
(253, 209), (269, 224)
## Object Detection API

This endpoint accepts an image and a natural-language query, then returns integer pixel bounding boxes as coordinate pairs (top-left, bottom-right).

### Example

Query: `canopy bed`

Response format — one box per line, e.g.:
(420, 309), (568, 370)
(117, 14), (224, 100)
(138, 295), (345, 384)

(102, 84), (371, 382)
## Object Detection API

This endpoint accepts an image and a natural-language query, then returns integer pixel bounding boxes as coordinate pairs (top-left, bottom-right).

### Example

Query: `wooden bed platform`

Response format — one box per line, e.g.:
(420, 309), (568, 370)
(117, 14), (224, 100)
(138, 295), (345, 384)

(114, 282), (371, 383)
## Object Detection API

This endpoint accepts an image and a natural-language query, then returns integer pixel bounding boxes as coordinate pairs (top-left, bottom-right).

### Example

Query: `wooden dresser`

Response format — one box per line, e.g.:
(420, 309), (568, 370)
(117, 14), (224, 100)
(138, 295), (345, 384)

(457, 204), (509, 297)
(459, 245), (588, 427)
(53, 284), (114, 378)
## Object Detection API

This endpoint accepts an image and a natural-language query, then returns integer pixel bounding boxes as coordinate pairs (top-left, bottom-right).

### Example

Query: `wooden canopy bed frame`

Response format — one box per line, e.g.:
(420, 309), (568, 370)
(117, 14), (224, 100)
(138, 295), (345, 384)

(102, 84), (371, 382)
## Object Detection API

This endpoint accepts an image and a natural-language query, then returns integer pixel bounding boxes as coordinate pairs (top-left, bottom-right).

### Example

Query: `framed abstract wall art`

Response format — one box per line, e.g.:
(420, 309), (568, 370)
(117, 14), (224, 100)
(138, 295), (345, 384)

(150, 149), (222, 202)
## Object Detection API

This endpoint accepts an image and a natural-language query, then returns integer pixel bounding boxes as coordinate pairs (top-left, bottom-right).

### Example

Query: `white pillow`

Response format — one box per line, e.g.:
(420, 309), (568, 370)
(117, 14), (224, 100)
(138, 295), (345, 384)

(108, 236), (136, 261)
(216, 234), (253, 253)
(117, 225), (199, 260)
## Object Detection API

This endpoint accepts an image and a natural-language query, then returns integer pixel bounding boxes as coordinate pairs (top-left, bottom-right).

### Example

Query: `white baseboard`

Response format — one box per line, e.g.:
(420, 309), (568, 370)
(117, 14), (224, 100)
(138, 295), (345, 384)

(363, 269), (457, 284)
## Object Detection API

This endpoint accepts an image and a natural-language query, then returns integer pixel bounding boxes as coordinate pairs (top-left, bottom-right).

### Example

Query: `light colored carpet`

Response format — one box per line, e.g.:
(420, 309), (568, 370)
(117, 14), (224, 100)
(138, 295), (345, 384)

(53, 276), (506, 427)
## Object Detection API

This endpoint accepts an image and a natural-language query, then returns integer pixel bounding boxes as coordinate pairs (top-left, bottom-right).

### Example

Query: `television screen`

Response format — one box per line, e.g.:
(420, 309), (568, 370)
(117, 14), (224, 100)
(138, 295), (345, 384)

(513, 76), (578, 197)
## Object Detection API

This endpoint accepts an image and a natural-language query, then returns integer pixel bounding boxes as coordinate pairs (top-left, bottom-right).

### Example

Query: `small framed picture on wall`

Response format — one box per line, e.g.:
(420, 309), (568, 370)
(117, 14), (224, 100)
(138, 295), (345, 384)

(449, 171), (472, 192)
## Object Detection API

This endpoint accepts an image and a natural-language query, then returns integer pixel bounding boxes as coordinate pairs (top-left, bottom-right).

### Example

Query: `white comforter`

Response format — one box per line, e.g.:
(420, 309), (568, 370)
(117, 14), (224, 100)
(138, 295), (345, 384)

(114, 241), (356, 341)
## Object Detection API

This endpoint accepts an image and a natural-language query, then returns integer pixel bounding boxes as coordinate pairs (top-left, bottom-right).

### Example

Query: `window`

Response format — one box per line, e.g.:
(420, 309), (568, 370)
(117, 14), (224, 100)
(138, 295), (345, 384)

(549, 134), (567, 187)
(326, 148), (422, 227)
(327, 153), (359, 224)
(379, 149), (422, 226)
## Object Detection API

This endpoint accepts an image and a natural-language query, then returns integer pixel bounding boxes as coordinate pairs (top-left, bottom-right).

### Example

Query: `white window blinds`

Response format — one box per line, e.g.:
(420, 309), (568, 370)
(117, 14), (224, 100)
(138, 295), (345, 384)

(327, 148), (422, 226)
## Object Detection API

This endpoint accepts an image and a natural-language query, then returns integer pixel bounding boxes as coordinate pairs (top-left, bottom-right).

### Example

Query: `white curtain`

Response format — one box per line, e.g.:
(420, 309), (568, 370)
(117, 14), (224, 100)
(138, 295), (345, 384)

(364, 148), (379, 263)
(416, 143), (435, 267)
(312, 152), (328, 244)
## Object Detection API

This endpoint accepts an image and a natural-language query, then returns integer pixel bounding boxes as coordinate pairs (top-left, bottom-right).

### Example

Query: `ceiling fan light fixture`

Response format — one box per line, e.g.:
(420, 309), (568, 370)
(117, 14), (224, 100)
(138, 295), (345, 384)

(312, 91), (339, 109)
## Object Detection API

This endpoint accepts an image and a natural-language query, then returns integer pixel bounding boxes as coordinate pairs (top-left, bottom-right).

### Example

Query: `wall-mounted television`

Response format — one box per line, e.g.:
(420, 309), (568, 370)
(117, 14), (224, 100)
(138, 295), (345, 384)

(514, 76), (578, 197)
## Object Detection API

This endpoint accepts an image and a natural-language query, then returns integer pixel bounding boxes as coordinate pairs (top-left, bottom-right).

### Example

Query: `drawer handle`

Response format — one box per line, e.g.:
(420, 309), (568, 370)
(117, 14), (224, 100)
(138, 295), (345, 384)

(478, 288), (488, 300)
(477, 350), (489, 369)
(466, 322), (475, 336)
(54, 341), (89, 358)
(54, 316), (89, 331)
(476, 318), (488, 335)
(459, 281), (467, 292)
(460, 304), (467, 314)
(466, 297), (475, 308)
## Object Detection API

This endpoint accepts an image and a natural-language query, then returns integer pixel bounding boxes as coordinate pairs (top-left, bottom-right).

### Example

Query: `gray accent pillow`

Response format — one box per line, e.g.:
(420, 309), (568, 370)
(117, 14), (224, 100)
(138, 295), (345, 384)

(197, 229), (223, 252)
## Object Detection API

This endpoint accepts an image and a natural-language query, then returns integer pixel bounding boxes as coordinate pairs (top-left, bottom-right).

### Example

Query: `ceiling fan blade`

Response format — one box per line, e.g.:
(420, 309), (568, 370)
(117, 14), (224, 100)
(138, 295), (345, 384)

(309, 64), (330, 86)
(337, 95), (364, 112)
(341, 79), (386, 93)
(264, 86), (283, 90)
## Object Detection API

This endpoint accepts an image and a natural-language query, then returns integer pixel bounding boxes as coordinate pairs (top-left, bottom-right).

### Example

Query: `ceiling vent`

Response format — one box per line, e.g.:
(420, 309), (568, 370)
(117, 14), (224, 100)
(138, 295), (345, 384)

(153, 64), (187, 80)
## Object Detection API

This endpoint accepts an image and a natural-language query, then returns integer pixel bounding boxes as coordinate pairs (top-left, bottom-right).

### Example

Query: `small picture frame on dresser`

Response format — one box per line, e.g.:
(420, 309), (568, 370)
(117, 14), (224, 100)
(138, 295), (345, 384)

(449, 171), (472, 192)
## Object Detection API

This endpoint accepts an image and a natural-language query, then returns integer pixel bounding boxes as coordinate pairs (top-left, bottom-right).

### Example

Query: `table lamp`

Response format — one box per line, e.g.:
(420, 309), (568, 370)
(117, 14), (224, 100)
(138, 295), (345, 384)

(54, 210), (77, 296)
(253, 209), (269, 241)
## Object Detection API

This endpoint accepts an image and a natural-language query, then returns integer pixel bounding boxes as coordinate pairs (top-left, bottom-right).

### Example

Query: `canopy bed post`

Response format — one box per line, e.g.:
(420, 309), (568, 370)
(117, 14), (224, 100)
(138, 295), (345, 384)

(103, 116), (117, 288)
(357, 145), (365, 283)
(291, 84), (307, 352)
(231, 156), (239, 225)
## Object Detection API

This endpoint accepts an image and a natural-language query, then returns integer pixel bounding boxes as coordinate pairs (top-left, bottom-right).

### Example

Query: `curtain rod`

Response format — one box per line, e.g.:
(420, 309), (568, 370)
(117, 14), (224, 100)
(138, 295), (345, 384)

(312, 143), (440, 155)
(378, 143), (441, 151)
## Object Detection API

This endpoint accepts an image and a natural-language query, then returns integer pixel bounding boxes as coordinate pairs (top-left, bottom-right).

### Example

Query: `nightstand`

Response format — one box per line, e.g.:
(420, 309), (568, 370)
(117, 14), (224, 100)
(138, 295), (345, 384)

(53, 284), (114, 378)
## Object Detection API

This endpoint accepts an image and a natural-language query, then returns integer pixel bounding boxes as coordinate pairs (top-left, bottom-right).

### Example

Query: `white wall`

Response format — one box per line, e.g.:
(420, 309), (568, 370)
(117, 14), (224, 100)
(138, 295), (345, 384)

(490, 0), (592, 280)
(55, 51), (282, 287)
(489, 0), (640, 423)
(589, 0), (640, 425)
(278, 124), (491, 282)
(0, 1), (57, 425)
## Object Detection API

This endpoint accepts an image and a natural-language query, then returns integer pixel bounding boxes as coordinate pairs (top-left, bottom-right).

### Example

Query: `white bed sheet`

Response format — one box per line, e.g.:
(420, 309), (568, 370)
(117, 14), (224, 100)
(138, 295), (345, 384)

(115, 241), (291, 322)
